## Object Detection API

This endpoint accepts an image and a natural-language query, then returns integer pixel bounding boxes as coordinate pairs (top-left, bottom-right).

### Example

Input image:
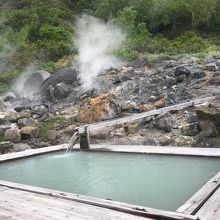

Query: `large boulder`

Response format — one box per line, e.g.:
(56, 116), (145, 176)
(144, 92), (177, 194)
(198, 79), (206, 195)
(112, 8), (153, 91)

(195, 104), (220, 126)
(129, 58), (148, 69)
(4, 128), (21, 143)
(77, 93), (121, 123)
(154, 112), (174, 132)
(174, 66), (191, 77)
(21, 126), (38, 139)
(38, 68), (78, 97)
(23, 70), (51, 96)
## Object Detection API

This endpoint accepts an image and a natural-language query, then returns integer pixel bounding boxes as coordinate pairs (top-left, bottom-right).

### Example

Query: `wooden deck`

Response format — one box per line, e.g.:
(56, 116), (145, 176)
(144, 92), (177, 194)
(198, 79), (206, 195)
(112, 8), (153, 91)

(0, 181), (197, 220)
(177, 171), (220, 220)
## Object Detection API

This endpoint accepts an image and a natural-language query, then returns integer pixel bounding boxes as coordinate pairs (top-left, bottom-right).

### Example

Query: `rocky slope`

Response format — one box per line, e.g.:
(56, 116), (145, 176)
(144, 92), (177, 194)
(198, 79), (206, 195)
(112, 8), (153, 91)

(0, 55), (220, 154)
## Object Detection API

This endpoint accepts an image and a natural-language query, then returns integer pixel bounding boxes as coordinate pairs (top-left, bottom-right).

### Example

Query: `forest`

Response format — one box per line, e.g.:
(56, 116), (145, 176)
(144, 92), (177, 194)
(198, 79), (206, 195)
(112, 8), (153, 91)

(0, 0), (220, 92)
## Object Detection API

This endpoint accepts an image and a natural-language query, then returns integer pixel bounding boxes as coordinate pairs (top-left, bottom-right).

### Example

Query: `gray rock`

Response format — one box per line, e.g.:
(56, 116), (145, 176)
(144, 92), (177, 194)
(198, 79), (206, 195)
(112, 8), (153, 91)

(23, 70), (51, 96)
(38, 68), (78, 97)
(0, 100), (6, 112)
(158, 136), (172, 146)
(47, 130), (57, 141)
(129, 58), (147, 69)
(54, 82), (70, 100)
(4, 128), (21, 143)
(174, 66), (191, 77)
(216, 59), (220, 67)
(21, 126), (38, 139)
(204, 55), (215, 64)
(192, 69), (205, 78)
(31, 105), (48, 116)
(13, 143), (31, 152)
(18, 118), (38, 127)
(206, 62), (219, 71)
(176, 74), (187, 83)
(0, 141), (13, 154)
(199, 119), (219, 137)
(3, 92), (17, 102)
(181, 123), (201, 136)
(186, 114), (198, 124)
(154, 112), (173, 132)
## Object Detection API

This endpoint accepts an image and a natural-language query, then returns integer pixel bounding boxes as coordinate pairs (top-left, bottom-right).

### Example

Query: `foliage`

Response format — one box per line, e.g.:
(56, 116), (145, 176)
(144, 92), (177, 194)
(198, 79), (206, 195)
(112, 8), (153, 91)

(38, 116), (70, 141)
(115, 47), (138, 61)
(39, 61), (59, 74)
(0, 131), (5, 142)
(0, 0), (219, 70)
(0, 70), (22, 93)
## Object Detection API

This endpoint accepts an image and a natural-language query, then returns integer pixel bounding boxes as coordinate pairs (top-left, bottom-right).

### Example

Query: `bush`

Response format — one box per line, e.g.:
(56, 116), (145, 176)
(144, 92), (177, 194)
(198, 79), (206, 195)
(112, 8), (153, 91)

(39, 61), (58, 73)
(38, 116), (70, 141)
(115, 47), (138, 61)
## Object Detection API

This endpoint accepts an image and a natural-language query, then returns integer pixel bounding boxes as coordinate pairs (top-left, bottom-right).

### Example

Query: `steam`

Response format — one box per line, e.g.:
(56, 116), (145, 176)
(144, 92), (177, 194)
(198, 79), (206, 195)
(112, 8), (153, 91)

(75, 15), (126, 89)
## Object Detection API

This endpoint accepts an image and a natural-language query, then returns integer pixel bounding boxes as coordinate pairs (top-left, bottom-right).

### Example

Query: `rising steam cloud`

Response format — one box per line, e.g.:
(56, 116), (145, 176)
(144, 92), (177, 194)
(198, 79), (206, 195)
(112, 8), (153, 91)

(75, 15), (126, 89)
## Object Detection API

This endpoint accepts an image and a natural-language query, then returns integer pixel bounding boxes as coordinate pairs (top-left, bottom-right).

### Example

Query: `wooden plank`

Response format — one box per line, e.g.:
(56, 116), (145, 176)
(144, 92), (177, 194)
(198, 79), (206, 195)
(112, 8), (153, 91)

(74, 145), (220, 158)
(177, 171), (220, 215)
(196, 186), (220, 220)
(0, 181), (197, 220)
(0, 144), (67, 163)
(0, 188), (150, 220)
(0, 145), (220, 164)
(77, 96), (215, 136)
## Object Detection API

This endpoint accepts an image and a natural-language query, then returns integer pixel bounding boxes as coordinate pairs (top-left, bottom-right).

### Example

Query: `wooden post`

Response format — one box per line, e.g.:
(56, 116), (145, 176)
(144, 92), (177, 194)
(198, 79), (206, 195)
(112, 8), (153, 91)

(80, 126), (90, 150)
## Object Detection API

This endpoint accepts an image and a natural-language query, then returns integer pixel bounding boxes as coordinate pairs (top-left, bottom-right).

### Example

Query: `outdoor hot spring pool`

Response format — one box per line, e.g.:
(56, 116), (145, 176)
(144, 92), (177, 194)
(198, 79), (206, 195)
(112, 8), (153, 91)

(0, 151), (220, 211)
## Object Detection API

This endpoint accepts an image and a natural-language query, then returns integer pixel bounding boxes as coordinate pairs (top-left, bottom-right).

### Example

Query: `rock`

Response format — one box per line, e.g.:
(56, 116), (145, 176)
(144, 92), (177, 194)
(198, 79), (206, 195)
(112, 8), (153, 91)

(165, 76), (176, 86)
(174, 66), (191, 77)
(158, 136), (172, 146)
(154, 112), (173, 132)
(176, 74), (187, 83)
(163, 60), (177, 69)
(23, 70), (51, 97)
(91, 131), (109, 140)
(110, 128), (126, 138)
(38, 68), (78, 97)
(139, 103), (155, 112)
(192, 69), (205, 78)
(21, 127), (38, 139)
(181, 123), (201, 136)
(186, 113), (198, 124)
(3, 92), (17, 102)
(77, 93), (121, 123)
(121, 101), (139, 112)
(47, 130), (57, 141)
(154, 97), (166, 109)
(0, 100), (6, 111)
(4, 128), (21, 143)
(195, 105), (220, 126)
(18, 118), (38, 127)
(0, 112), (17, 124)
(53, 82), (70, 100)
(206, 62), (219, 71)
(199, 119), (219, 137)
(129, 58), (147, 69)
(204, 55), (215, 64)
(13, 143), (31, 152)
(31, 105), (48, 116)
(0, 141), (13, 154)
(126, 121), (145, 134)
(175, 136), (194, 146)
(209, 76), (220, 85)
(216, 59), (220, 67)
(63, 124), (78, 136)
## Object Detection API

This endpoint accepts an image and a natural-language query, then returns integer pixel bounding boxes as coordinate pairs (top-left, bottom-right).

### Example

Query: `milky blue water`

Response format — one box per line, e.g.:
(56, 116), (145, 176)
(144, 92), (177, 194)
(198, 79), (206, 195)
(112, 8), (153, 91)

(0, 151), (219, 211)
